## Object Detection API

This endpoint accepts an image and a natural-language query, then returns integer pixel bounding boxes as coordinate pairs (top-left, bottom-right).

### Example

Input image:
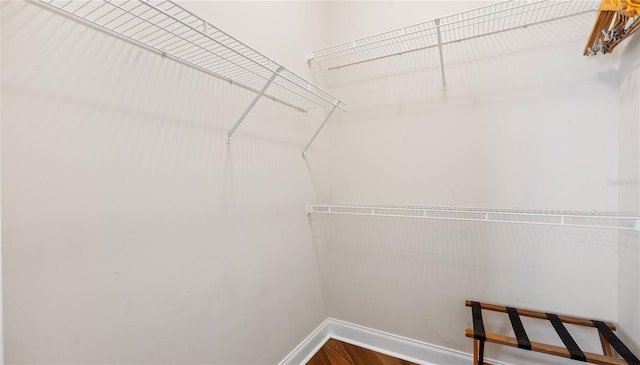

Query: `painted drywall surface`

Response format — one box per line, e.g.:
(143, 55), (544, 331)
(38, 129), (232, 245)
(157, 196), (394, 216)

(321, 1), (619, 210)
(617, 35), (640, 355)
(0, 25), (4, 360)
(314, 2), (621, 364)
(1, 1), (329, 363)
(313, 217), (617, 365)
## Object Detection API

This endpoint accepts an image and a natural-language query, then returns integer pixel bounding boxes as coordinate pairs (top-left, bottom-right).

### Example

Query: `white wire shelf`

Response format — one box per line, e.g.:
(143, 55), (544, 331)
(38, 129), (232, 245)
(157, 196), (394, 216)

(307, 203), (640, 231)
(308, 0), (599, 73)
(39, 0), (346, 114)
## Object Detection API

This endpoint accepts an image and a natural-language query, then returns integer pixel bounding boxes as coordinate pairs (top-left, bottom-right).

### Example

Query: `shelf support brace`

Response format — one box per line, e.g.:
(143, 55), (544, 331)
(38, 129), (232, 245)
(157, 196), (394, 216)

(226, 66), (284, 143)
(302, 100), (339, 158)
(435, 18), (447, 91)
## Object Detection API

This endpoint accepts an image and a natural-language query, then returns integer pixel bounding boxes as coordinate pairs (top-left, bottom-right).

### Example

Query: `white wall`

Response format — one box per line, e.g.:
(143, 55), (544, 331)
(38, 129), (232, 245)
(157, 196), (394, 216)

(617, 34), (640, 355)
(312, 2), (624, 364)
(1, 1), (330, 363)
(3, 1), (638, 364)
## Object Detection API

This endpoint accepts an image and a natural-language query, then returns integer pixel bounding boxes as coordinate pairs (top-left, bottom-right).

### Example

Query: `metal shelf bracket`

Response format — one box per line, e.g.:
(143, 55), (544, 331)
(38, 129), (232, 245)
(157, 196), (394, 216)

(434, 18), (447, 91)
(226, 66), (284, 144)
(302, 100), (339, 158)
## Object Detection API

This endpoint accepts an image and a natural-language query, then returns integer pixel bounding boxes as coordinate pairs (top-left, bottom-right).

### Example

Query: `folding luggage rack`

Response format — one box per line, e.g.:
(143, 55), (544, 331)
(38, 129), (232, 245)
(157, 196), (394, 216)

(466, 300), (640, 365)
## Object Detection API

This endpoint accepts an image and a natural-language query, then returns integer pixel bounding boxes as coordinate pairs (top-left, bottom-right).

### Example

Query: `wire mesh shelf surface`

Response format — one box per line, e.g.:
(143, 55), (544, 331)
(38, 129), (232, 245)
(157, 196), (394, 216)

(40, 0), (345, 112)
(309, 0), (600, 70)
(307, 203), (640, 231)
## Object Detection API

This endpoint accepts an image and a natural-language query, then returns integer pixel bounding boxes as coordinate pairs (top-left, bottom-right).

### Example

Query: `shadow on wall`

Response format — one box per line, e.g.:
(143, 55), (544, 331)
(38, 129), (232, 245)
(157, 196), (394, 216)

(304, 5), (625, 365)
(308, 213), (618, 365)
(309, 11), (617, 105)
(308, 2), (620, 211)
(2, 1), (330, 363)
(12, 0), (320, 151)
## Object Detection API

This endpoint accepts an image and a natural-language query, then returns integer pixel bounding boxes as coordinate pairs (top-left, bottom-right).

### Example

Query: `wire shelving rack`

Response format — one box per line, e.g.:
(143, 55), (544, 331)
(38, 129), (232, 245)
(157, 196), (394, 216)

(308, 0), (600, 90)
(39, 0), (346, 149)
(307, 203), (640, 231)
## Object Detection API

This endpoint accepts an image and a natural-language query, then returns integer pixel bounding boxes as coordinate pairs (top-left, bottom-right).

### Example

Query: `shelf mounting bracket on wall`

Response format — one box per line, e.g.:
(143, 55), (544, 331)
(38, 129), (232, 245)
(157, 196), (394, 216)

(434, 18), (447, 91)
(226, 66), (284, 144)
(302, 100), (339, 158)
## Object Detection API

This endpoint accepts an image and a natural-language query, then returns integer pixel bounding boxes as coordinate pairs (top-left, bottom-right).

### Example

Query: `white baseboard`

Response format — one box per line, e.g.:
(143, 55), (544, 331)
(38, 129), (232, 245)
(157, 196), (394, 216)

(278, 318), (333, 365)
(279, 318), (512, 365)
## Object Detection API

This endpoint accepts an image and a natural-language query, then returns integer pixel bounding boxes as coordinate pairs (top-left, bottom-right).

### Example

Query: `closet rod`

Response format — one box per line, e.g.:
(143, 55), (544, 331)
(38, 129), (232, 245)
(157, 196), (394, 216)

(307, 203), (640, 232)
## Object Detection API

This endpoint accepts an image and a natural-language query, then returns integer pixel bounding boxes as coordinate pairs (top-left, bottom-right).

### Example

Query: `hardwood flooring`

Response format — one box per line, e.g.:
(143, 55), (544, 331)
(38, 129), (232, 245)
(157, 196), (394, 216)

(306, 338), (418, 365)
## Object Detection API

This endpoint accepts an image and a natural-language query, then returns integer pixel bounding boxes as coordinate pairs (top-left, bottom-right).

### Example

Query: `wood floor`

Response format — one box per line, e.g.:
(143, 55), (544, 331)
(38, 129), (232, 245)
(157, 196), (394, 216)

(306, 338), (418, 365)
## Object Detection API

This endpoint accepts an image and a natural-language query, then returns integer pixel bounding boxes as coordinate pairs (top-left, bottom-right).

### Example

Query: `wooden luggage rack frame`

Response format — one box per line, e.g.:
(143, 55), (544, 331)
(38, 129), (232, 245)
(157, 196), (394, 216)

(465, 300), (640, 365)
